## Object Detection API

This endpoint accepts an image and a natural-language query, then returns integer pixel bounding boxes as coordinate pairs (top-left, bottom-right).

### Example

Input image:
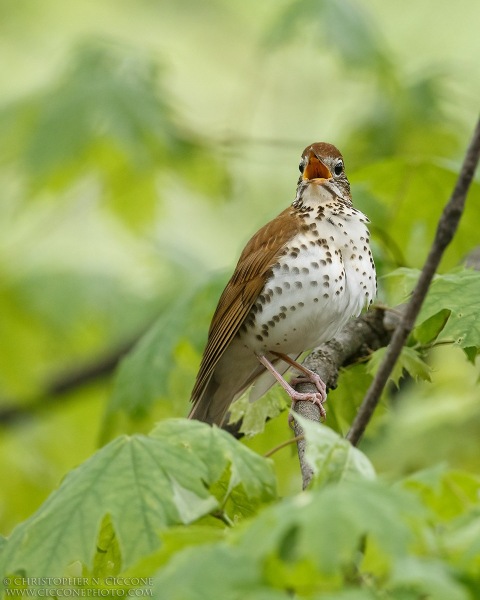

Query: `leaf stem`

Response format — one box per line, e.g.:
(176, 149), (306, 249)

(212, 510), (234, 527)
(264, 434), (304, 458)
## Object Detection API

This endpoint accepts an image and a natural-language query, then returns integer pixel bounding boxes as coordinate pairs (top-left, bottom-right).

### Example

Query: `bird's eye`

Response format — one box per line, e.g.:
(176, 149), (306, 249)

(299, 159), (305, 174)
(333, 160), (344, 176)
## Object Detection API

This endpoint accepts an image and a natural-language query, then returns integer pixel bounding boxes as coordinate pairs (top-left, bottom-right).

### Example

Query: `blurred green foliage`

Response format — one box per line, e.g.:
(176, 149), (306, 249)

(1, 0), (480, 595)
(0, 39), (228, 228)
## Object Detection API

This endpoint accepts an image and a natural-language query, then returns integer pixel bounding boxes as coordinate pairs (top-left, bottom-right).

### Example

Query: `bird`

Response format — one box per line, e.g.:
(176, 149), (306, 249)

(189, 142), (376, 427)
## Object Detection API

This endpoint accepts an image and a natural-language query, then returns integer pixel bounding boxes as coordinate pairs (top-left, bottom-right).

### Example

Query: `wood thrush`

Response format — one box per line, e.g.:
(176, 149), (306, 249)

(189, 142), (376, 426)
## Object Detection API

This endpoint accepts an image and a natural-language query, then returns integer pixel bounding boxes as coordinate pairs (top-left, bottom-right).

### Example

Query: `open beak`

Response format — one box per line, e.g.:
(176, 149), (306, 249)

(302, 150), (332, 181)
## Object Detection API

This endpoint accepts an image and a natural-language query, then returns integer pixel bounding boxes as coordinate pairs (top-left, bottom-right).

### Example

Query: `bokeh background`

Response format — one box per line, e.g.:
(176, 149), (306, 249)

(1, 0), (480, 536)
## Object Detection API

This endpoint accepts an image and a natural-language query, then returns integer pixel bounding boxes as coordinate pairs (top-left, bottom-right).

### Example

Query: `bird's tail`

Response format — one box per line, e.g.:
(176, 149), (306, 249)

(188, 376), (226, 425)
(188, 353), (295, 427)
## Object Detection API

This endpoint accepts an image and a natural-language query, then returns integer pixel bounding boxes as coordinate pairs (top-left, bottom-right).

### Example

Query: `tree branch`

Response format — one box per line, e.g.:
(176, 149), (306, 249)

(292, 306), (399, 488)
(347, 117), (480, 446)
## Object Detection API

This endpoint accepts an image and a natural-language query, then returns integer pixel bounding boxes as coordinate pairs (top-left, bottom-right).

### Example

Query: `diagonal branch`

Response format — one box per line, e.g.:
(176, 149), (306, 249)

(347, 116), (480, 446)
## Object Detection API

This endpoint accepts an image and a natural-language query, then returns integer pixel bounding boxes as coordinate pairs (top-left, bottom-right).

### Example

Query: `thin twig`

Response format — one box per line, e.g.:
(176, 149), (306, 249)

(264, 434), (304, 458)
(347, 116), (480, 446)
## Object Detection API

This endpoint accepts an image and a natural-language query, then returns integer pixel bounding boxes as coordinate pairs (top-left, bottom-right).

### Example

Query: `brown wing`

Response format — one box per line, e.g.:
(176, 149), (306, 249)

(190, 206), (300, 405)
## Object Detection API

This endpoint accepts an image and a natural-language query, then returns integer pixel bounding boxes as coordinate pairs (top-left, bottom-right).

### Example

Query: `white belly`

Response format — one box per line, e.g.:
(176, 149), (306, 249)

(239, 207), (376, 354)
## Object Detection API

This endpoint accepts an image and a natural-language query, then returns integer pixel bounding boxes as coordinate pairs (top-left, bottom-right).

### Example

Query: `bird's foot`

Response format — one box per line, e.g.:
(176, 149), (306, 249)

(256, 354), (328, 426)
(290, 382), (327, 416)
(271, 351), (327, 397)
(287, 387), (327, 428)
(290, 371), (327, 397)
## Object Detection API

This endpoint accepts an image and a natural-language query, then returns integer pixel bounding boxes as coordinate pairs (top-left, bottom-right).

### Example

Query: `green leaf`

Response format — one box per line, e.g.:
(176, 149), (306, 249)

(266, 0), (389, 73)
(326, 363), (378, 437)
(385, 269), (480, 352)
(318, 0), (390, 71)
(152, 543), (290, 600)
(0, 419), (276, 580)
(312, 592), (378, 600)
(293, 415), (376, 487)
(390, 557), (468, 600)
(152, 480), (416, 597)
(353, 161), (480, 270)
(444, 507), (480, 570)
(0, 40), (228, 228)
(107, 295), (195, 419)
(463, 346), (479, 363)
(417, 269), (480, 349)
(367, 345), (431, 387)
(228, 386), (289, 436)
(103, 273), (226, 438)
(239, 480), (414, 577)
(124, 525), (225, 579)
(348, 71), (457, 162)
(382, 267), (421, 305)
(89, 515), (122, 579)
(3, 41), (170, 176)
(414, 309), (450, 345)
(401, 468), (480, 522)
(388, 268), (480, 350)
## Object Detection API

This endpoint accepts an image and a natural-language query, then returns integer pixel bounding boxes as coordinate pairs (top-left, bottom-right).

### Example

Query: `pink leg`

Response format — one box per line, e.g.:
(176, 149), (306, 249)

(271, 351), (327, 397)
(256, 354), (326, 419)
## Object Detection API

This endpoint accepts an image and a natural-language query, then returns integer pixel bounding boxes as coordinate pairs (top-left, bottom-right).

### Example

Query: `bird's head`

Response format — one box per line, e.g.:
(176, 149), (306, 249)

(297, 142), (351, 200)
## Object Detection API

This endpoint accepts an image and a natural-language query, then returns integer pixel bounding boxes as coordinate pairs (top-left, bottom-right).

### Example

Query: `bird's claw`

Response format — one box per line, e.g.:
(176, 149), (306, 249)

(288, 389), (327, 428)
(290, 371), (327, 396)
